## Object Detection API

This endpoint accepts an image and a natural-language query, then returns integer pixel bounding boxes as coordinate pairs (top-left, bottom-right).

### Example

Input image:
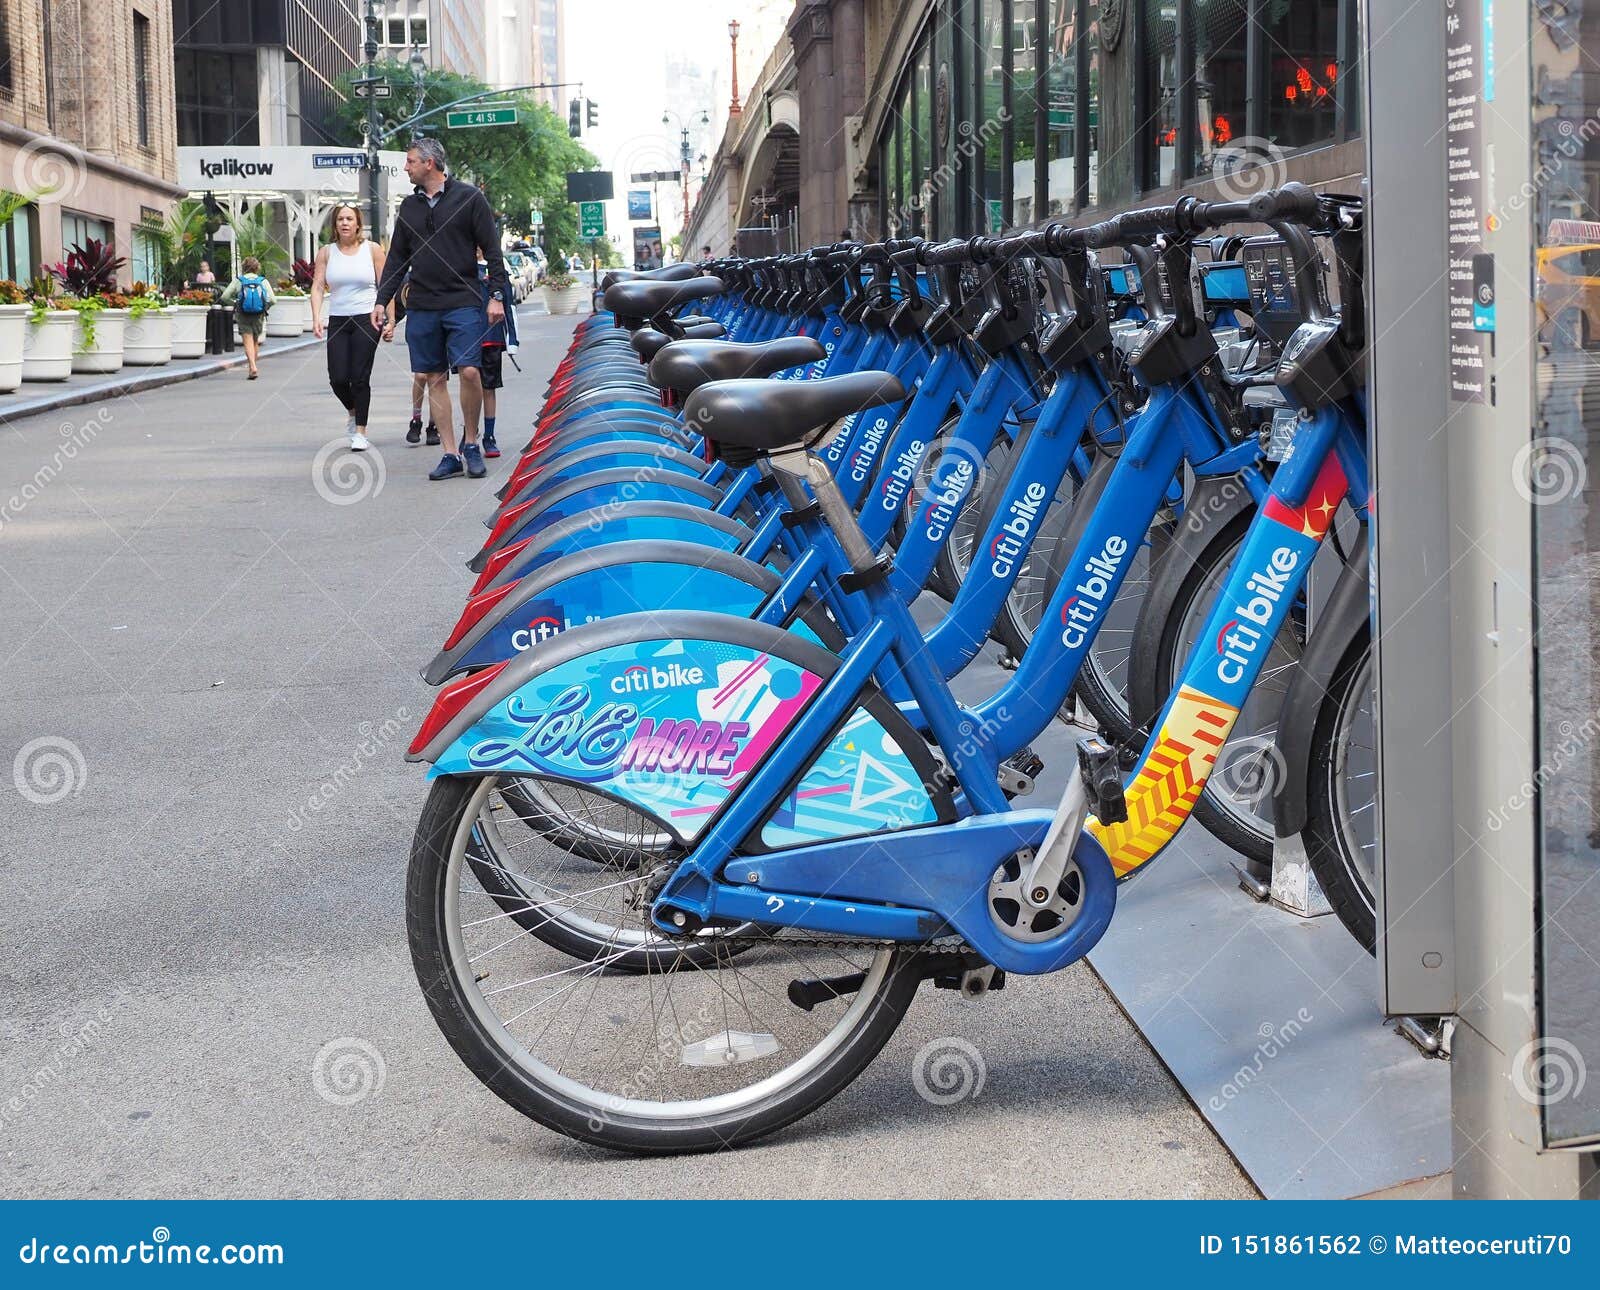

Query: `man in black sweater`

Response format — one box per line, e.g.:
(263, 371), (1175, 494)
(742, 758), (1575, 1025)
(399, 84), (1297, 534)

(373, 138), (511, 480)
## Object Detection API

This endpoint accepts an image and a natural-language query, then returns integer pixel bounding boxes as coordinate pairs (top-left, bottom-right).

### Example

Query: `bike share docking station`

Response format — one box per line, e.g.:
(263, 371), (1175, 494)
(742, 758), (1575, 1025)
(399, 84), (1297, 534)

(1009, 0), (1600, 1200)
(1365, 0), (1599, 1196)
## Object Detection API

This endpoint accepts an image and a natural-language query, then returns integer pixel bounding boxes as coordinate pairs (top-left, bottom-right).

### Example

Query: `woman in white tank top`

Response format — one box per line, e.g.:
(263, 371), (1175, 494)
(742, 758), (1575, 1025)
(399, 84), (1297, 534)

(311, 204), (395, 450)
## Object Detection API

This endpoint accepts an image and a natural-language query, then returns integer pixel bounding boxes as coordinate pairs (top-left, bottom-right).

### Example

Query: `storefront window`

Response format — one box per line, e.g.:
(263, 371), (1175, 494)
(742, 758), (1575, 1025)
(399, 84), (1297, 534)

(915, 42), (934, 236)
(897, 82), (913, 233)
(0, 202), (35, 283)
(132, 228), (162, 289)
(1192, 0), (1248, 180)
(975, 0), (1007, 230)
(1263, 0), (1339, 152)
(1011, 1), (1040, 224)
(62, 213), (111, 253)
(1143, 0), (1179, 190)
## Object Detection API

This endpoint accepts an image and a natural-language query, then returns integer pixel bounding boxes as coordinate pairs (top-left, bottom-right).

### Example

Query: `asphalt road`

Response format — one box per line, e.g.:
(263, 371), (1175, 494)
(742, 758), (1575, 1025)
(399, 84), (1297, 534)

(0, 309), (1254, 1199)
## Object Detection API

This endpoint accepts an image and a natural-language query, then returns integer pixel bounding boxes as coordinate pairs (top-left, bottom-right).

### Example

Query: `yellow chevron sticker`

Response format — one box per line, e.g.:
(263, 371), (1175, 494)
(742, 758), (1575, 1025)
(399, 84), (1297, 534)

(1089, 686), (1241, 876)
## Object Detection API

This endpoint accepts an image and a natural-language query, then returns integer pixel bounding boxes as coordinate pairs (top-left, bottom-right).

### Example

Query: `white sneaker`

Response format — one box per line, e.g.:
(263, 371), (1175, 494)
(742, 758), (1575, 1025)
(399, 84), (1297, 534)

(349, 431), (371, 451)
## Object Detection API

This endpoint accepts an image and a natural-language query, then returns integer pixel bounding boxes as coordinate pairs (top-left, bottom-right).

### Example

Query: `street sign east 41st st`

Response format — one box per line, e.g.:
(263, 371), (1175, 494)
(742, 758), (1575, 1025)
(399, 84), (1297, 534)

(445, 106), (518, 128)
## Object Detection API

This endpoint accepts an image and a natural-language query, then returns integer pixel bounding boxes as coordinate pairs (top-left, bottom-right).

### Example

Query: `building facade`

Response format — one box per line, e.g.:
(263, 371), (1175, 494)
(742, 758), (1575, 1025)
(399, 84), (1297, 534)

(0, 0), (183, 286)
(689, 0), (1364, 252)
(862, 0), (1363, 239)
(483, 0), (565, 107)
(532, 0), (565, 110)
(372, 0), (488, 81)
(173, 0), (360, 148)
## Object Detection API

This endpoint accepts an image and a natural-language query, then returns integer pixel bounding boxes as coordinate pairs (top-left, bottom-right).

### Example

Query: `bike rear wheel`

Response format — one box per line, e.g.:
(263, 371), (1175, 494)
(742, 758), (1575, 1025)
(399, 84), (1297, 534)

(409, 774), (925, 1153)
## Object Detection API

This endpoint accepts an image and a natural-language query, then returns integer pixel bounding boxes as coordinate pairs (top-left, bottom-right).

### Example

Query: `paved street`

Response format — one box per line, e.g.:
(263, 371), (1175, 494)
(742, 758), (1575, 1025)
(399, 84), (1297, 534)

(0, 308), (1253, 1199)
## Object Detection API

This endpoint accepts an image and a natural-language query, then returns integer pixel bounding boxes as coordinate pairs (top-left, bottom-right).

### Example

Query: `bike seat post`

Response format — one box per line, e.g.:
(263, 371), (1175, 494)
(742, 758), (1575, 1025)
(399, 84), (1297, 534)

(768, 447), (880, 577)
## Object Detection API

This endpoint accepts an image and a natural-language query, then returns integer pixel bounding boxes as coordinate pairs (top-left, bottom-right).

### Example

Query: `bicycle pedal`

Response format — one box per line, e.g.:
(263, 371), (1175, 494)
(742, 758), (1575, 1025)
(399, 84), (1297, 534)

(998, 747), (1044, 797)
(787, 971), (867, 1012)
(1077, 735), (1128, 824)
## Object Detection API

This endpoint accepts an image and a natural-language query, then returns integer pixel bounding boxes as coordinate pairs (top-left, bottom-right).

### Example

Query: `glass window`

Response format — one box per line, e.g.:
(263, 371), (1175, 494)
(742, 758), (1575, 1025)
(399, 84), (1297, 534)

(1047, 1), (1103, 215)
(385, 18), (406, 46)
(62, 213), (112, 254)
(410, 17), (429, 47)
(1011, 1), (1039, 225)
(1264, 0), (1339, 152)
(1192, 0), (1247, 178)
(915, 42), (932, 236)
(896, 82), (913, 234)
(133, 13), (153, 149)
(1143, 0), (1178, 190)
(132, 228), (162, 288)
(0, 1), (15, 96)
(0, 202), (35, 283)
(976, 0), (1006, 230)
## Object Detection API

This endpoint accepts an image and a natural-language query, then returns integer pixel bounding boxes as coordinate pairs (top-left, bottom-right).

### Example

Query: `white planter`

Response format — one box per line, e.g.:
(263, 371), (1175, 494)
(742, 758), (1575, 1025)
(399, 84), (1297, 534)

(0, 303), (28, 392)
(169, 305), (209, 359)
(267, 294), (308, 336)
(21, 309), (77, 381)
(121, 308), (173, 365)
(71, 307), (127, 375)
(543, 284), (589, 316)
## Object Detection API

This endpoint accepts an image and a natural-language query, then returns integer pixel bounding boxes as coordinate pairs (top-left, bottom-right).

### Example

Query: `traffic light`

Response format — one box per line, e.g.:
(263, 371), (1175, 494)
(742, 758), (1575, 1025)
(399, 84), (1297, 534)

(568, 98), (581, 137)
(586, 99), (600, 129)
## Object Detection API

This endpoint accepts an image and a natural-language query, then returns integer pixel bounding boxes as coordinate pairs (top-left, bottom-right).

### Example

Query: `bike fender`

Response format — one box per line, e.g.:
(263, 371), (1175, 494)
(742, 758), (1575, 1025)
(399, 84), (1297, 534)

(473, 504), (753, 596)
(1271, 553), (1370, 838)
(466, 469), (722, 573)
(428, 542), (836, 685)
(490, 441), (708, 522)
(414, 613), (909, 847)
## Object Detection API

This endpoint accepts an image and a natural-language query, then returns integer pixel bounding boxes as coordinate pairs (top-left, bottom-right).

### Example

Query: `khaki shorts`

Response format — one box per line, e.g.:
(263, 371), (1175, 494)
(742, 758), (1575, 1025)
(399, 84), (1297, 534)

(235, 310), (266, 337)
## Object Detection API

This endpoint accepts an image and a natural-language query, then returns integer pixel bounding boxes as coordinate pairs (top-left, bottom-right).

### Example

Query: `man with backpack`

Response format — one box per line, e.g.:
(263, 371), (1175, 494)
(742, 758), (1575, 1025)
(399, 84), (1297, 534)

(220, 256), (275, 380)
(372, 138), (509, 481)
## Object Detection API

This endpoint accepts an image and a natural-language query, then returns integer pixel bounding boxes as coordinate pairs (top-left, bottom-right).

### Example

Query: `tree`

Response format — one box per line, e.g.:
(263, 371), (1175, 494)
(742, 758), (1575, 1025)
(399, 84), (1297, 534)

(226, 204), (289, 278)
(150, 198), (209, 291)
(331, 60), (600, 261)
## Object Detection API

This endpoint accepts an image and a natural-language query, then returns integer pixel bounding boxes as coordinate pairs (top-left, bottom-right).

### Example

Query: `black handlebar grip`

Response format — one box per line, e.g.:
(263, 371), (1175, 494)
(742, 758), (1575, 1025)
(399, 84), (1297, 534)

(1079, 218), (1124, 250)
(921, 238), (970, 266)
(1115, 205), (1179, 236)
(1248, 182), (1321, 224)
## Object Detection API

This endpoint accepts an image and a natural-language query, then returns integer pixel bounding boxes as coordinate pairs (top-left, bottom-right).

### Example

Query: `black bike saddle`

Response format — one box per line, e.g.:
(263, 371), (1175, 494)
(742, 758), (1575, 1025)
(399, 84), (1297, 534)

(684, 371), (906, 456)
(630, 323), (729, 362)
(649, 336), (824, 394)
(603, 276), (723, 319)
(601, 263), (704, 291)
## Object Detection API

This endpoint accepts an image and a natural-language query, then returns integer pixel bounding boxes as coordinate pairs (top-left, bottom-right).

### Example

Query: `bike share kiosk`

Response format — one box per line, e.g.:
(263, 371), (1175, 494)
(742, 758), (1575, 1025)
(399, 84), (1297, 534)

(1367, 0), (1600, 1196)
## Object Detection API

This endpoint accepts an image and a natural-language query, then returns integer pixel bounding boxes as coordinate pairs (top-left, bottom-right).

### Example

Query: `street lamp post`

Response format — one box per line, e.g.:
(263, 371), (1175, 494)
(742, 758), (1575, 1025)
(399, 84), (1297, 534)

(729, 19), (742, 116)
(662, 108), (710, 248)
(362, 1), (381, 234)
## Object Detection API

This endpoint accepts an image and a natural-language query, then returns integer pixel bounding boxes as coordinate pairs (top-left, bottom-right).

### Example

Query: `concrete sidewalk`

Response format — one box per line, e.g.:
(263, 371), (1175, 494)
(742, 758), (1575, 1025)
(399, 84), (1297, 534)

(0, 307), (1254, 1199)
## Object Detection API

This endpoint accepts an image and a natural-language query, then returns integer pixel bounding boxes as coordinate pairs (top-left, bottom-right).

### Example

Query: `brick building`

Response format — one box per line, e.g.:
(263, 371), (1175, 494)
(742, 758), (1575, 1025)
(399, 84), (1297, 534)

(0, 0), (183, 286)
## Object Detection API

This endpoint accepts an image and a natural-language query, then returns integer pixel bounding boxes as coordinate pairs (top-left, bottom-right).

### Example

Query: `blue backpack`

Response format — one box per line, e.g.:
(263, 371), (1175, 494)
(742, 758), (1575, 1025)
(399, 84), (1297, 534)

(237, 274), (268, 314)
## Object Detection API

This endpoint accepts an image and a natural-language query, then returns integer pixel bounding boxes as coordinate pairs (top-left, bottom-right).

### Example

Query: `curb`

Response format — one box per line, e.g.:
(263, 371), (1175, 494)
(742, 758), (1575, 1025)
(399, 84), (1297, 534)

(0, 336), (322, 427)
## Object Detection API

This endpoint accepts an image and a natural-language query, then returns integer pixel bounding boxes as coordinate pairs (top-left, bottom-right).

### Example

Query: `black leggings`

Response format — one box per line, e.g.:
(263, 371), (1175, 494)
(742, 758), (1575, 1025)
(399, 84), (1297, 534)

(326, 314), (380, 425)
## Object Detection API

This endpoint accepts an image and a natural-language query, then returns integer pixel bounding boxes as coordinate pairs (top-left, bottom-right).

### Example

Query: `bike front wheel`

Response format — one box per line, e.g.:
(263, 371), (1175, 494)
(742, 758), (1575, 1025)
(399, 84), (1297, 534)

(408, 774), (925, 1153)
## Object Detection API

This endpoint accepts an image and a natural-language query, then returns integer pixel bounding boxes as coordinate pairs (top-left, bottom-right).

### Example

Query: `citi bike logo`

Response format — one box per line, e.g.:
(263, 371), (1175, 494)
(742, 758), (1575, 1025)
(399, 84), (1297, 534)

(508, 599), (595, 651)
(922, 457), (977, 545)
(609, 662), (706, 695)
(848, 416), (892, 484)
(877, 439), (927, 512)
(989, 481), (1049, 579)
(1214, 546), (1299, 686)
(1059, 535), (1130, 650)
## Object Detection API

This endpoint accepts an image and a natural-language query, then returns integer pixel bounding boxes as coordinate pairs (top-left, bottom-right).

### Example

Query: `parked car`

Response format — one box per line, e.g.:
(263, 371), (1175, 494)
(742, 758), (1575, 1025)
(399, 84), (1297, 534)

(504, 252), (534, 302)
(526, 245), (548, 284)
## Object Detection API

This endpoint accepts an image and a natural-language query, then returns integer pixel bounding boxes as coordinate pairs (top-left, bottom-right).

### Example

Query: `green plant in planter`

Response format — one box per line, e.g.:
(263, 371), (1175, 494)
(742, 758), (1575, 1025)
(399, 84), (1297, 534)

(226, 205), (288, 277)
(125, 281), (169, 318)
(544, 269), (575, 291)
(49, 239), (127, 299)
(26, 276), (74, 327)
(274, 277), (307, 298)
(0, 278), (26, 305)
